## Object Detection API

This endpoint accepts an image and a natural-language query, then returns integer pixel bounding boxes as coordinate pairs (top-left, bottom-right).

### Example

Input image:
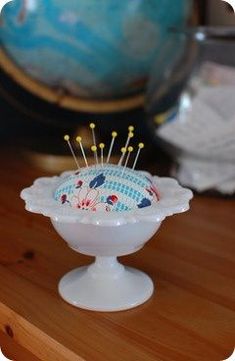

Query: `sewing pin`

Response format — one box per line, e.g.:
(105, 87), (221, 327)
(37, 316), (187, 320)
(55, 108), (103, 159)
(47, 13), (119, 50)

(91, 145), (99, 166)
(106, 131), (118, 164)
(124, 130), (134, 150)
(132, 143), (144, 170)
(76, 136), (89, 168)
(118, 147), (127, 166)
(99, 143), (105, 167)
(90, 123), (97, 148)
(122, 146), (134, 176)
(64, 135), (80, 171)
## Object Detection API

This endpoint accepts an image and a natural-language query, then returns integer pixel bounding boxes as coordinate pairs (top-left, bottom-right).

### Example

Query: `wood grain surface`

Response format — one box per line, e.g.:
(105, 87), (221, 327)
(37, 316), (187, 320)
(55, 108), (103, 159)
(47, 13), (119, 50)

(0, 149), (234, 361)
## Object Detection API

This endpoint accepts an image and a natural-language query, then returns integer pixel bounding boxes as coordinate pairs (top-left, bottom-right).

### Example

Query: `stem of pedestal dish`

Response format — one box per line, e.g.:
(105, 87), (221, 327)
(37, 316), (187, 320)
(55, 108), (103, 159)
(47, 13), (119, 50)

(88, 256), (125, 279)
(95, 256), (119, 268)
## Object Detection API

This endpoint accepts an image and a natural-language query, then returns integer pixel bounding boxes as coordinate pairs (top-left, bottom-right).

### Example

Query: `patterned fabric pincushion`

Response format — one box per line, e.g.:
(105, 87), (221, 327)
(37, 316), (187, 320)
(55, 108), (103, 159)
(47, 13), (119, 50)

(54, 124), (161, 213)
(54, 164), (160, 213)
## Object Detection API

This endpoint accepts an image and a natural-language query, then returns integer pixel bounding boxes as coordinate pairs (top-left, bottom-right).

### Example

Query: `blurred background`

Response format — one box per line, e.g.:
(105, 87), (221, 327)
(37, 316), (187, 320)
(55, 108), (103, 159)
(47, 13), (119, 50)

(0, 0), (234, 194)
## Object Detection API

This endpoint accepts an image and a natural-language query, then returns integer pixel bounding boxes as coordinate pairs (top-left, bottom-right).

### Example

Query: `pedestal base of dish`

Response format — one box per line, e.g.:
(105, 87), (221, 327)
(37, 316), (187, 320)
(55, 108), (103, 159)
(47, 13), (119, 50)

(58, 257), (154, 312)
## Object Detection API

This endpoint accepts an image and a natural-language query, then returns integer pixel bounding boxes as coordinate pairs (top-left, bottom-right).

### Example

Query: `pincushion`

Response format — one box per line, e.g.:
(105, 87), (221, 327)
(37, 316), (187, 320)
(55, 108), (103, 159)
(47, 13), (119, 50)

(20, 124), (193, 312)
(54, 164), (160, 213)
(21, 165), (193, 311)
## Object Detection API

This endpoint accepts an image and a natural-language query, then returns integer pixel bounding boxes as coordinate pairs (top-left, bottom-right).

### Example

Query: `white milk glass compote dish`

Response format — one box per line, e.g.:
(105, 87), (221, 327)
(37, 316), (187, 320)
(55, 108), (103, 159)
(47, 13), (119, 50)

(21, 161), (193, 312)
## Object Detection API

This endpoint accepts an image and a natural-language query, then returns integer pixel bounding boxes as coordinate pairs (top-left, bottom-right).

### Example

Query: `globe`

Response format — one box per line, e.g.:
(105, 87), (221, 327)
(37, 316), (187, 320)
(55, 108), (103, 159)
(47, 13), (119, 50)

(0, 0), (192, 101)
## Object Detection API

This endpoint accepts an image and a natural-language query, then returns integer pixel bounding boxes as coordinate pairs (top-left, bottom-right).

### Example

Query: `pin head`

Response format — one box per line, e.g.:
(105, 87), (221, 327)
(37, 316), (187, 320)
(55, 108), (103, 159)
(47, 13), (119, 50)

(128, 146), (134, 152)
(112, 131), (118, 138)
(76, 136), (82, 143)
(99, 143), (105, 149)
(129, 132), (134, 138)
(121, 147), (127, 154)
(128, 126), (134, 132)
(139, 143), (144, 149)
(90, 123), (96, 129)
(64, 135), (70, 141)
(91, 145), (97, 152)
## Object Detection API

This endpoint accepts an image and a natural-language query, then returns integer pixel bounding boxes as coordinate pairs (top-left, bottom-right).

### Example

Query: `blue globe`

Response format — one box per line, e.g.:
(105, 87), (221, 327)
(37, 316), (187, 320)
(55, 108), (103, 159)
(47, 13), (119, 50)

(0, 0), (192, 99)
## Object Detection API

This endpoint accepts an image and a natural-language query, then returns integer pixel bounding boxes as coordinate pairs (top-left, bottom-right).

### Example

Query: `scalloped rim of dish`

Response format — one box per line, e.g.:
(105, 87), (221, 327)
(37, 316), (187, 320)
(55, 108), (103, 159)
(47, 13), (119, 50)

(20, 169), (193, 226)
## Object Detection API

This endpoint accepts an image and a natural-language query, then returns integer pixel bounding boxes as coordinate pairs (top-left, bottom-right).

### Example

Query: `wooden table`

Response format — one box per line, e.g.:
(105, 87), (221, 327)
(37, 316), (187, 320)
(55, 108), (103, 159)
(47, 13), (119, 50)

(0, 149), (234, 361)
